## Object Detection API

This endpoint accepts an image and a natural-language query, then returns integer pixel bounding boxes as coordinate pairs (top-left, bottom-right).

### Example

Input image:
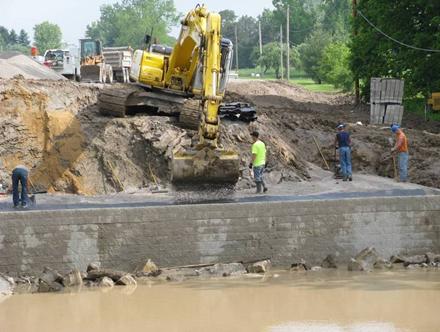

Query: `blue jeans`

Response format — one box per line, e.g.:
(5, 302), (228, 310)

(12, 168), (29, 206)
(398, 152), (409, 182)
(253, 165), (266, 186)
(339, 146), (352, 178)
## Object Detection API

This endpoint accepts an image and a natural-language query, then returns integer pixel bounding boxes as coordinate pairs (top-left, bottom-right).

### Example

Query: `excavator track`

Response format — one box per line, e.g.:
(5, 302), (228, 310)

(98, 85), (205, 131)
(98, 85), (143, 117)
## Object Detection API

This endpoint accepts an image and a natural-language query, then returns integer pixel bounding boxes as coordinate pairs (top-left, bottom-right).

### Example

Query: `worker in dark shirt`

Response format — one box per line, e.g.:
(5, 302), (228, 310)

(334, 123), (352, 181)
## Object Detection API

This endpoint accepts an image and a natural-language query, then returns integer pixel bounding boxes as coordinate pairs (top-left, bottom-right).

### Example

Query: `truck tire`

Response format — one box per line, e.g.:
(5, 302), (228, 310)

(106, 66), (113, 84)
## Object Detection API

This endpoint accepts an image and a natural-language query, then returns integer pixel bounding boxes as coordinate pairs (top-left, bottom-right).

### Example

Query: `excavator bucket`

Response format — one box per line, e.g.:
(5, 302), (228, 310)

(171, 147), (240, 187)
(80, 64), (102, 83)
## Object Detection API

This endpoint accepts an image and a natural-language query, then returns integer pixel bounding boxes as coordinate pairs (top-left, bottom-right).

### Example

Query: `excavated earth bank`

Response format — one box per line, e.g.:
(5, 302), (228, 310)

(0, 77), (439, 194)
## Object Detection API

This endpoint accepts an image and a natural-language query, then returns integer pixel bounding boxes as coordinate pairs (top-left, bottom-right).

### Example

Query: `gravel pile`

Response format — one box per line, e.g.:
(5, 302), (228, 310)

(0, 52), (65, 80)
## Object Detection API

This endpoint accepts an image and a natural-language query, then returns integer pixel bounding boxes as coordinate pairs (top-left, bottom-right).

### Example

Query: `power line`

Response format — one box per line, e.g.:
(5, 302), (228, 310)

(357, 9), (440, 53)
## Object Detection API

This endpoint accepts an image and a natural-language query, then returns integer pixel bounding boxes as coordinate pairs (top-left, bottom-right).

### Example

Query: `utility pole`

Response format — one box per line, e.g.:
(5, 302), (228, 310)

(280, 25), (284, 80)
(258, 20), (263, 76)
(352, 0), (360, 104)
(234, 24), (239, 73)
(286, 5), (290, 81)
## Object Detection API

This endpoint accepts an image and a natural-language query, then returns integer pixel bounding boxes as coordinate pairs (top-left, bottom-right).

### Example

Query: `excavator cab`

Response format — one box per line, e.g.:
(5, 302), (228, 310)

(219, 38), (234, 94)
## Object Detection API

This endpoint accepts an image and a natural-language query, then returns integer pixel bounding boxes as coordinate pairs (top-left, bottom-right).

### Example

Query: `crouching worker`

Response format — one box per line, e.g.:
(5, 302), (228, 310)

(249, 131), (268, 194)
(12, 165), (30, 208)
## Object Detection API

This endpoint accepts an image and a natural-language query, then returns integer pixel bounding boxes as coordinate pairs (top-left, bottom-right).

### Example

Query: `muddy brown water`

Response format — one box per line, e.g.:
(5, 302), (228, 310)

(1, 270), (439, 332)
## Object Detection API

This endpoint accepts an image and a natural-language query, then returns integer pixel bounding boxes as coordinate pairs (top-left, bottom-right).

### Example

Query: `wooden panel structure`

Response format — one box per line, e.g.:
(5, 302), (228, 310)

(370, 103), (386, 124)
(384, 105), (404, 125)
(370, 78), (404, 125)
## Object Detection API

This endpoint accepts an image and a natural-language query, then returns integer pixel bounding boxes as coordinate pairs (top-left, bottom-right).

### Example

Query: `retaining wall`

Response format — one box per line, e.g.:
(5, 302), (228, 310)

(0, 196), (439, 275)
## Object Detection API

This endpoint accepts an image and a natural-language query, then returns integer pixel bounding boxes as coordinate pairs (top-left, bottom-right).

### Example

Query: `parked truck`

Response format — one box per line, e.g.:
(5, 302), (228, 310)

(43, 49), (78, 80)
(102, 46), (133, 83)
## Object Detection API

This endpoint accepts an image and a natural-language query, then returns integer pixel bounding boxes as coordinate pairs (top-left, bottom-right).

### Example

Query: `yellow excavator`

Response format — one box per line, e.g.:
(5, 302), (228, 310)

(98, 5), (240, 187)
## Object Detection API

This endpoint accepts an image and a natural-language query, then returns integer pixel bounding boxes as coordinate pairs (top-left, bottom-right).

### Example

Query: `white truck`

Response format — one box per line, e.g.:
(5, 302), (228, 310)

(43, 49), (78, 80)
(102, 46), (133, 83)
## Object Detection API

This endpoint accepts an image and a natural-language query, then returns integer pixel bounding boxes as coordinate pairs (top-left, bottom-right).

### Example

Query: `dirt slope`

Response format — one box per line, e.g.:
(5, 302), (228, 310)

(227, 80), (440, 188)
(0, 78), (438, 194)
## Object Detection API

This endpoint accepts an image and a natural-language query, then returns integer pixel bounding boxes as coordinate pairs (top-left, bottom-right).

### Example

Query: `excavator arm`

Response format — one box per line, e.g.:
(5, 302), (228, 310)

(200, 10), (222, 146)
(171, 6), (240, 187)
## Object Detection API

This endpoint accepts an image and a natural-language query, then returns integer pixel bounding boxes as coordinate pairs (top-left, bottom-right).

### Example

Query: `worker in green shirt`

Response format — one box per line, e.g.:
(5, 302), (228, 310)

(249, 131), (268, 194)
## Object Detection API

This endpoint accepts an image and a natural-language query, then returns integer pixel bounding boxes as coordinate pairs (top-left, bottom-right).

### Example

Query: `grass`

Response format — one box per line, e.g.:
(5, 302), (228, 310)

(403, 97), (440, 122)
(237, 67), (341, 93)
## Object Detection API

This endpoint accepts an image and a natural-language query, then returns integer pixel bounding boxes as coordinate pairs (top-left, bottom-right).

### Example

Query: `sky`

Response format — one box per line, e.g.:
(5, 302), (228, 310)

(0, 0), (274, 46)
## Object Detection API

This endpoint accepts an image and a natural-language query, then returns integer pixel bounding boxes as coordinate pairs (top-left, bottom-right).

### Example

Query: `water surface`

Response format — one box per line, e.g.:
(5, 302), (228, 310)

(1, 270), (439, 332)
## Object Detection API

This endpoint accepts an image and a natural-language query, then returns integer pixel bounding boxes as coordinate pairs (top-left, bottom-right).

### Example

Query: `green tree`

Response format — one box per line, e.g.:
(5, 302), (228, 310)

(236, 16), (259, 68)
(86, 0), (178, 49)
(319, 42), (353, 91)
(272, 0), (318, 45)
(0, 26), (9, 45)
(33, 21), (62, 52)
(252, 42), (282, 76)
(219, 9), (237, 42)
(351, 0), (440, 99)
(252, 42), (301, 78)
(259, 9), (279, 45)
(18, 29), (30, 46)
(8, 29), (18, 45)
(320, 0), (351, 40)
(298, 29), (332, 83)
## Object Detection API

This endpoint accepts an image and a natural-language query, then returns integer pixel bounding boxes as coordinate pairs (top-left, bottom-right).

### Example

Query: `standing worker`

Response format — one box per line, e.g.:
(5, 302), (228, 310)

(11, 164), (30, 208)
(249, 131), (268, 194)
(390, 124), (409, 182)
(334, 123), (352, 181)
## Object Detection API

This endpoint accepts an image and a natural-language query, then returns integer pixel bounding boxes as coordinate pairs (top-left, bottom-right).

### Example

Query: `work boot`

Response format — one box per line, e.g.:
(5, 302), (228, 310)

(255, 182), (262, 194)
(263, 187), (268, 193)
(343, 176), (348, 182)
(349, 176), (352, 181)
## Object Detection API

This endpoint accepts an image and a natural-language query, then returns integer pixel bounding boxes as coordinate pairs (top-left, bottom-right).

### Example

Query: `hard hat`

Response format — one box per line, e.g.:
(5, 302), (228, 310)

(391, 124), (400, 133)
(337, 123), (345, 129)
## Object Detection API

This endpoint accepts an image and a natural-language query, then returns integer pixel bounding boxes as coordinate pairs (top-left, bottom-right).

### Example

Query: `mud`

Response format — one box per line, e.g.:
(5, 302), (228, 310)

(0, 77), (439, 195)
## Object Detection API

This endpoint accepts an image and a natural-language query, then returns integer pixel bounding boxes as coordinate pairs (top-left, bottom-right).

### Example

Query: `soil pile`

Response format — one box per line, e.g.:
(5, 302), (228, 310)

(227, 80), (440, 188)
(0, 52), (65, 80)
(0, 77), (438, 194)
(0, 78), (307, 194)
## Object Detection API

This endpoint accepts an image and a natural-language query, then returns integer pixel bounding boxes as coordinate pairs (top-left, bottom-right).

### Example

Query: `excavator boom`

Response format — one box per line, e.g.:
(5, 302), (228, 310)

(170, 6), (239, 187)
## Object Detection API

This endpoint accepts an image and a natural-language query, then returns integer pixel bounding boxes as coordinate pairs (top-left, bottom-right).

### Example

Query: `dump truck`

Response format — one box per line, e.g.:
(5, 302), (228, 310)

(43, 49), (78, 80)
(102, 46), (133, 83)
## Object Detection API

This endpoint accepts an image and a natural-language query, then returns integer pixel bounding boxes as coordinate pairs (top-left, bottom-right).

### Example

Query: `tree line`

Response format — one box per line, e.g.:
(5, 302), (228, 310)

(0, 27), (31, 53)
(0, 22), (62, 55)
(1, 0), (439, 99)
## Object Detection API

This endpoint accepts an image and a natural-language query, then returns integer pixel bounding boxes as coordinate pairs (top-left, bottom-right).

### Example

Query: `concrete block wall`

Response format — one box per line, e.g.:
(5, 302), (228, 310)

(0, 195), (439, 275)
